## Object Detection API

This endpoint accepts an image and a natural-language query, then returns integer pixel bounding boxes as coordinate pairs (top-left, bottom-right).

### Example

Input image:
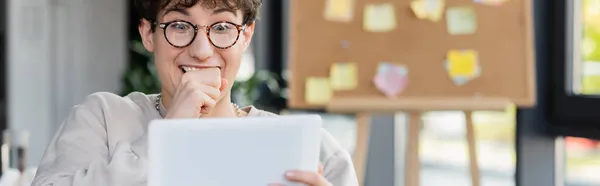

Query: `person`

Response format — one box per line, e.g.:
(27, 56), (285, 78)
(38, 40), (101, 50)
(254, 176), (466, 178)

(31, 0), (358, 185)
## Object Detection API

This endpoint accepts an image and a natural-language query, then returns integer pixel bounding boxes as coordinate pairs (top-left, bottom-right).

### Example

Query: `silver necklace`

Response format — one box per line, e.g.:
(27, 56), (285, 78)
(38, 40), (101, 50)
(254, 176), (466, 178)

(155, 94), (244, 117)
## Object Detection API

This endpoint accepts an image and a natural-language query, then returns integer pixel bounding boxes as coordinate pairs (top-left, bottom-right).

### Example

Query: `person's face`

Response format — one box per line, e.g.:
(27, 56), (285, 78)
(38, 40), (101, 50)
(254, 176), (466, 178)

(139, 3), (255, 101)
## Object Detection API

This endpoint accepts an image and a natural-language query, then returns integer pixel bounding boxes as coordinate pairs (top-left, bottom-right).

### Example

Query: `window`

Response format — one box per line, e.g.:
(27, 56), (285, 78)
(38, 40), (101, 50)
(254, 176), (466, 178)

(564, 137), (600, 186)
(572, 0), (600, 95)
(554, 0), (600, 185)
(550, 0), (600, 139)
(419, 110), (515, 186)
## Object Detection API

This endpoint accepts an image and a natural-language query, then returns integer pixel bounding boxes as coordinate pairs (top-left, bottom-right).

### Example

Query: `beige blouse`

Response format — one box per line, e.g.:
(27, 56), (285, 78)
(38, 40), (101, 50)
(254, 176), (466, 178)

(31, 92), (359, 186)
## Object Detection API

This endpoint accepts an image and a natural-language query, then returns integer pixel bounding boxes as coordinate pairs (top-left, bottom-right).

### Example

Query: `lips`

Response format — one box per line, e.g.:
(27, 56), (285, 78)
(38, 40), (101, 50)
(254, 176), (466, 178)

(180, 65), (221, 73)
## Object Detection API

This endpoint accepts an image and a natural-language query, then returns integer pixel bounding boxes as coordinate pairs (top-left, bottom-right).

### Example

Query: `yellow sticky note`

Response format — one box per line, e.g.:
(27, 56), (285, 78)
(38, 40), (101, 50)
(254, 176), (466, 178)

(324, 0), (355, 22)
(305, 77), (333, 104)
(410, 1), (428, 19)
(448, 50), (478, 77)
(363, 3), (397, 32)
(446, 6), (477, 35)
(410, 0), (446, 22)
(330, 62), (358, 90)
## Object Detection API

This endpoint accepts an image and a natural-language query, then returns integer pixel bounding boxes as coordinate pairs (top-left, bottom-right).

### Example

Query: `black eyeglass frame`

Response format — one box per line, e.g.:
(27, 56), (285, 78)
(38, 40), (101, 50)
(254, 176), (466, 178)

(155, 20), (246, 49)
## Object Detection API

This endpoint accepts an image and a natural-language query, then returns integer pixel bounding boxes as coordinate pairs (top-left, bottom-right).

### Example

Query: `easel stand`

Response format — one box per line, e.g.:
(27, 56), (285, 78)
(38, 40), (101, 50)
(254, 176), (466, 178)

(329, 98), (512, 186)
(353, 113), (371, 185)
(404, 111), (480, 186)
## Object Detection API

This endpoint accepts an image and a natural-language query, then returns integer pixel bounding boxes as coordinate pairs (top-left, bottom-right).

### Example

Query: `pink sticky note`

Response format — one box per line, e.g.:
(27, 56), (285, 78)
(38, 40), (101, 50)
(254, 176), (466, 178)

(373, 64), (409, 97)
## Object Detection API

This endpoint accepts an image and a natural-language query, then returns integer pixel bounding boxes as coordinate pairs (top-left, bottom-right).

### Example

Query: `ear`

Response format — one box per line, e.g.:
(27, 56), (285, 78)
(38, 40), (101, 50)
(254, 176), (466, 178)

(241, 21), (256, 51)
(138, 19), (155, 52)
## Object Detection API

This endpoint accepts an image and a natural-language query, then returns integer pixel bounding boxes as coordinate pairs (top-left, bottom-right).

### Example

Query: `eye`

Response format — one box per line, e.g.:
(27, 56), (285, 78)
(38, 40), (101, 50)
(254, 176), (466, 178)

(169, 22), (192, 31)
(210, 23), (234, 34)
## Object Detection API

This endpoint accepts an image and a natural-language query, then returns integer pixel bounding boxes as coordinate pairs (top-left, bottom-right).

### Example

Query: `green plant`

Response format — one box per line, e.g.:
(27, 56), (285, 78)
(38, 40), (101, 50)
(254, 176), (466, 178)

(121, 40), (161, 95)
(231, 70), (283, 106)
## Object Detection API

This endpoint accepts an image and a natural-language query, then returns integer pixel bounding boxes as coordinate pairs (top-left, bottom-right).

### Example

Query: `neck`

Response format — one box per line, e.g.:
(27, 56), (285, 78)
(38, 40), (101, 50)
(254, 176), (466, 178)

(160, 90), (238, 118)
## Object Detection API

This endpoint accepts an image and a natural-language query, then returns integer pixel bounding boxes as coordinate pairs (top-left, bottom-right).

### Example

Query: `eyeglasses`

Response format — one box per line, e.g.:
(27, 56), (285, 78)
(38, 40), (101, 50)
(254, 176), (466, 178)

(156, 21), (246, 49)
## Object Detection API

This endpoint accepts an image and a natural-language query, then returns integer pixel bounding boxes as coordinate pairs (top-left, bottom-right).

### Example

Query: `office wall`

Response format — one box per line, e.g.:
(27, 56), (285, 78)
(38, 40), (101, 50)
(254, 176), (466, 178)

(8, 0), (127, 166)
(49, 0), (127, 131)
(8, 0), (53, 167)
(0, 0), (4, 32)
(0, 0), (6, 140)
(1, 0), (6, 100)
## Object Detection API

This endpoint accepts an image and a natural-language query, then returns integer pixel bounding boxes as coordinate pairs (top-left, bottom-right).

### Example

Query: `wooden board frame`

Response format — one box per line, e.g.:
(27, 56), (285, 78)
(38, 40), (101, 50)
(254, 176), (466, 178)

(288, 0), (536, 111)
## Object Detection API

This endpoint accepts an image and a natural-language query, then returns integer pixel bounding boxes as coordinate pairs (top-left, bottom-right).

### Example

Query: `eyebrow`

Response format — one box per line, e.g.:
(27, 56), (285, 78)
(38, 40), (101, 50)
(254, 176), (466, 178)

(163, 8), (190, 17)
(212, 7), (238, 16)
(162, 7), (238, 18)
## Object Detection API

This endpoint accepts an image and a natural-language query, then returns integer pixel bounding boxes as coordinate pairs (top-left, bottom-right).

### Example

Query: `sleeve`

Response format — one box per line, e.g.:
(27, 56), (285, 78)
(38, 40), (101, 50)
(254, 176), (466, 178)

(31, 95), (147, 186)
(322, 150), (359, 186)
(318, 129), (359, 186)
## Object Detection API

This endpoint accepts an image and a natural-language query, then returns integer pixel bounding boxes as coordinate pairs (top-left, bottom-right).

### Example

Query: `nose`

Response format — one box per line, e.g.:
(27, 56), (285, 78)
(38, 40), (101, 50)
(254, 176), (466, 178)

(187, 30), (214, 62)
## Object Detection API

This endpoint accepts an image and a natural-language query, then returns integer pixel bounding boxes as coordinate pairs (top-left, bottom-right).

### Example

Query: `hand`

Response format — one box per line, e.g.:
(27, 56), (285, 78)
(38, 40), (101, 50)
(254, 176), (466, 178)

(270, 164), (331, 186)
(165, 68), (227, 118)
(283, 169), (332, 186)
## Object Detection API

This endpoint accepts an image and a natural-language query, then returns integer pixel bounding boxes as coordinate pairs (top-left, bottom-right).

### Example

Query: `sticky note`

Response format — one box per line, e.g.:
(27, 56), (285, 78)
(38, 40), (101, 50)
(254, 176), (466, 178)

(473, 0), (509, 6)
(410, 0), (446, 22)
(373, 63), (409, 98)
(324, 0), (355, 22)
(426, 0), (446, 22)
(410, 1), (428, 19)
(330, 62), (358, 90)
(363, 3), (397, 32)
(444, 50), (481, 86)
(446, 6), (477, 35)
(448, 50), (478, 77)
(305, 77), (333, 104)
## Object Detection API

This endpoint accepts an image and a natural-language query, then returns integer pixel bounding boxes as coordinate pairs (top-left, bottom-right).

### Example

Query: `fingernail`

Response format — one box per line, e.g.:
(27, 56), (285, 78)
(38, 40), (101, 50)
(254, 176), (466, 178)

(285, 171), (295, 177)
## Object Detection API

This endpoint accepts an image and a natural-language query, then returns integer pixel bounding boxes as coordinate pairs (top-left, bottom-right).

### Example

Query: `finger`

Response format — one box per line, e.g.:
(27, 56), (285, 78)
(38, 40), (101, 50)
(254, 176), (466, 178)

(198, 93), (217, 115)
(318, 164), (324, 175)
(181, 81), (220, 101)
(285, 170), (328, 186)
(183, 68), (221, 89)
(220, 78), (228, 92)
(196, 84), (221, 101)
(267, 183), (285, 186)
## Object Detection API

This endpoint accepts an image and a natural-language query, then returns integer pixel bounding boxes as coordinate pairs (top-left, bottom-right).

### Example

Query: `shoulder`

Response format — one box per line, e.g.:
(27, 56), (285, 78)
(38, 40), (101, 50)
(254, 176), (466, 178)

(77, 91), (155, 110)
(72, 92), (159, 123)
(78, 91), (153, 107)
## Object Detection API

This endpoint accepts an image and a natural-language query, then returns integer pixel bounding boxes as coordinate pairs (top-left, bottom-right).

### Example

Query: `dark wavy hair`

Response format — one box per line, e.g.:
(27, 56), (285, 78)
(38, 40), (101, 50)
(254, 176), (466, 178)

(134, 0), (262, 30)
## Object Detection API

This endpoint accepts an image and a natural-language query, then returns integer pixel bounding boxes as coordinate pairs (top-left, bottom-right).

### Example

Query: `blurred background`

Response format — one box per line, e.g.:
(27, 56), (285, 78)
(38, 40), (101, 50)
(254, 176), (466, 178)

(1, 0), (600, 186)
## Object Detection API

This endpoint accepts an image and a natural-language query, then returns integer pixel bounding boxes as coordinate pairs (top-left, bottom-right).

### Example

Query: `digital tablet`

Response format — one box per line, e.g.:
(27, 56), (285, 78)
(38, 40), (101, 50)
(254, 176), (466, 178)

(147, 115), (322, 186)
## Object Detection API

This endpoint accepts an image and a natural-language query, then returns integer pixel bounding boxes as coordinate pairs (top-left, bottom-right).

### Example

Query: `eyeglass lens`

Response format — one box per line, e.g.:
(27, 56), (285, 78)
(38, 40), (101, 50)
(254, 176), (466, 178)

(164, 21), (241, 48)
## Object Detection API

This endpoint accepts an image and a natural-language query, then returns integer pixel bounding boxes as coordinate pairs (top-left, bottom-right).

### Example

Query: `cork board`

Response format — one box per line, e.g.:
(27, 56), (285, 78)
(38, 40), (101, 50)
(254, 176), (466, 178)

(288, 0), (535, 111)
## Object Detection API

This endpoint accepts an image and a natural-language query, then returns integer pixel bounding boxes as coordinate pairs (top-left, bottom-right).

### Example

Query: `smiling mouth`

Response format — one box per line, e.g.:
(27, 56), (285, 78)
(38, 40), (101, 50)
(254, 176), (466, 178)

(180, 66), (221, 73)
